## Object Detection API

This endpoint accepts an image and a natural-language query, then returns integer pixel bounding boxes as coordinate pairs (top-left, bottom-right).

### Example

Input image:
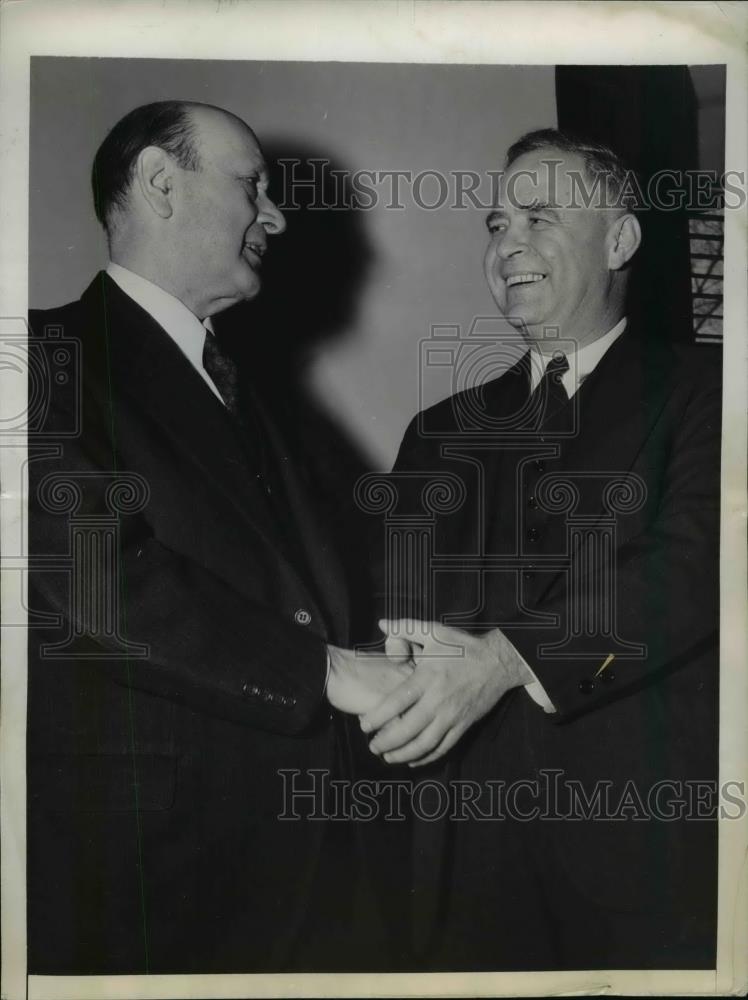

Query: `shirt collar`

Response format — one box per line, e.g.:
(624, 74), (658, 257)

(106, 262), (214, 374)
(529, 317), (628, 398)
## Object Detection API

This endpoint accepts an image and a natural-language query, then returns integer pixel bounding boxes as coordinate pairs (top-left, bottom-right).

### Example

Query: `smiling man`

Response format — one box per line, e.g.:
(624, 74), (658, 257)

(27, 100), (410, 974)
(95, 103), (284, 319)
(363, 129), (721, 970)
(483, 144), (640, 351)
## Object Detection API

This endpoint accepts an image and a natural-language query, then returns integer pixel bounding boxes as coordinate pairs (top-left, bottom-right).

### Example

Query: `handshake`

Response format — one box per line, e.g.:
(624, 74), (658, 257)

(326, 620), (533, 767)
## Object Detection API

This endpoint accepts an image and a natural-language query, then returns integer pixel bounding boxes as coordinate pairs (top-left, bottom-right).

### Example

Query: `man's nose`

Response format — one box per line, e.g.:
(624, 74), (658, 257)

(497, 227), (526, 260)
(259, 195), (286, 236)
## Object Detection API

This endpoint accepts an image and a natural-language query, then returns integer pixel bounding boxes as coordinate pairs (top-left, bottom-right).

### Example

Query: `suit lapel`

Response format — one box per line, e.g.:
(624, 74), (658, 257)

(482, 331), (677, 496)
(560, 327), (676, 478)
(481, 330), (676, 470)
(80, 273), (324, 599)
(465, 330), (678, 611)
(533, 328), (678, 602)
(249, 388), (351, 642)
(461, 353), (532, 530)
(468, 351), (531, 431)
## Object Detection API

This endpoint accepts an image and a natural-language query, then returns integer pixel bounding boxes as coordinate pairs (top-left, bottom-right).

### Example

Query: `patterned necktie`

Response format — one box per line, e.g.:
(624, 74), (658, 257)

(202, 329), (269, 486)
(202, 331), (315, 587)
(202, 331), (241, 416)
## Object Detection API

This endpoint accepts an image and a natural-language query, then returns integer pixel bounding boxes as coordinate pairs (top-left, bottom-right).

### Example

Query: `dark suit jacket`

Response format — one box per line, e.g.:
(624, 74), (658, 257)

(27, 273), (351, 973)
(387, 326), (721, 968)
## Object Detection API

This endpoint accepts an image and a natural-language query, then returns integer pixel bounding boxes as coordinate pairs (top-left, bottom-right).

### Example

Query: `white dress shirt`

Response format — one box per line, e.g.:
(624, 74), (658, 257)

(528, 317), (628, 398)
(106, 262), (224, 403)
(522, 317), (627, 712)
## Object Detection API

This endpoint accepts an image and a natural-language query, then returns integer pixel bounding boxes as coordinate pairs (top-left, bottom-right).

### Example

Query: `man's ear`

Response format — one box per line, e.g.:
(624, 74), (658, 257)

(134, 146), (174, 220)
(607, 213), (641, 270)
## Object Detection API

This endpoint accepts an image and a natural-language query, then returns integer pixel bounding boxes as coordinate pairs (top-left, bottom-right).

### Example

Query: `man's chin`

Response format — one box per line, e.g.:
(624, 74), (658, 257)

(234, 275), (262, 304)
(502, 315), (559, 349)
(501, 309), (541, 339)
(206, 280), (262, 317)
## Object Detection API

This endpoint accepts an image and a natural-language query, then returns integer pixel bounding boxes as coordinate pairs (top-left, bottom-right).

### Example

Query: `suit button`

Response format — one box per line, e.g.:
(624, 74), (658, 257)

(527, 527), (540, 542)
(522, 570), (534, 584)
(294, 609), (312, 626)
(528, 495), (538, 509)
(578, 678), (595, 695)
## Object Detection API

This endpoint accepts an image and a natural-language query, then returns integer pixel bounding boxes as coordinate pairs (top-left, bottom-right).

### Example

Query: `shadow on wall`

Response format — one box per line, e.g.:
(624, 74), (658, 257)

(215, 143), (379, 641)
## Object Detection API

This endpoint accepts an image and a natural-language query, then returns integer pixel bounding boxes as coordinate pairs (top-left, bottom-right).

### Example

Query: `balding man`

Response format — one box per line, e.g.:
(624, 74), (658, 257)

(363, 130), (721, 970)
(28, 101), (408, 974)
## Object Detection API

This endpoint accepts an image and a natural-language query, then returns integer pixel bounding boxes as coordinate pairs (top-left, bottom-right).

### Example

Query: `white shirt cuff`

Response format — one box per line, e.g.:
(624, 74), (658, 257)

(498, 632), (556, 712)
(323, 649), (331, 694)
(524, 673), (557, 713)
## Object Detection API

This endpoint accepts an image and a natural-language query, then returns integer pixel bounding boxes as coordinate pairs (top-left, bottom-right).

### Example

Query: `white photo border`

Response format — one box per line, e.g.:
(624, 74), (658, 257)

(1, 2), (746, 998)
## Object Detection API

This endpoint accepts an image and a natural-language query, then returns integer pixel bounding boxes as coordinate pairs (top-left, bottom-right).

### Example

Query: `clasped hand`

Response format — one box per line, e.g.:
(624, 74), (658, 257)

(325, 642), (414, 716)
(358, 619), (532, 767)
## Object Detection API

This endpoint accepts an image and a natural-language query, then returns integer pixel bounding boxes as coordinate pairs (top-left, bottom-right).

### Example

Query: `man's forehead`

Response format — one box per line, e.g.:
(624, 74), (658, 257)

(191, 106), (266, 174)
(496, 147), (586, 210)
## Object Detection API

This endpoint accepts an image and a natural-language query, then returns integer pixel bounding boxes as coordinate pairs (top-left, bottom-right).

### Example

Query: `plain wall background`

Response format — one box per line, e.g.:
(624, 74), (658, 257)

(30, 58), (556, 468)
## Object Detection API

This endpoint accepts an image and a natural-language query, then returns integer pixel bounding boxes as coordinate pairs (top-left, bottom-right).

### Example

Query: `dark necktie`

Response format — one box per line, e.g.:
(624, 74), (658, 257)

(528, 351), (569, 424)
(202, 330), (241, 416)
(202, 329), (273, 490)
(202, 332), (318, 600)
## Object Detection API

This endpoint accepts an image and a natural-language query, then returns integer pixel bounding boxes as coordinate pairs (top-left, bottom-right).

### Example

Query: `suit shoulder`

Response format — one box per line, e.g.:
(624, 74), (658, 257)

(412, 374), (509, 436)
(416, 392), (465, 434)
(393, 371), (515, 471)
(29, 298), (84, 337)
(672, 342), (723, 391)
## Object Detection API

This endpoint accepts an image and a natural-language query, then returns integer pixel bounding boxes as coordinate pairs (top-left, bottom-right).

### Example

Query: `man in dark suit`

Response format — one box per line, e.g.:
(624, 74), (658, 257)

(361, 130), (721, 970)
(27, 100), (410, 974)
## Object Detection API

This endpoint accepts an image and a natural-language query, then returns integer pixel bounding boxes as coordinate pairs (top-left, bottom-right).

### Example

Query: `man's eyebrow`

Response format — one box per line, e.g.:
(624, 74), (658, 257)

(515, 198), (560, 213)
(485, 210), (507, 228)
(239, 167), (270, 181)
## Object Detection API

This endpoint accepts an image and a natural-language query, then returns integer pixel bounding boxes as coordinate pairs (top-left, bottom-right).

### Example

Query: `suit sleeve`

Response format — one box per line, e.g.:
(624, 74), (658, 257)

(505, 371), (721, 720)
(29, 400), (329, 738)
